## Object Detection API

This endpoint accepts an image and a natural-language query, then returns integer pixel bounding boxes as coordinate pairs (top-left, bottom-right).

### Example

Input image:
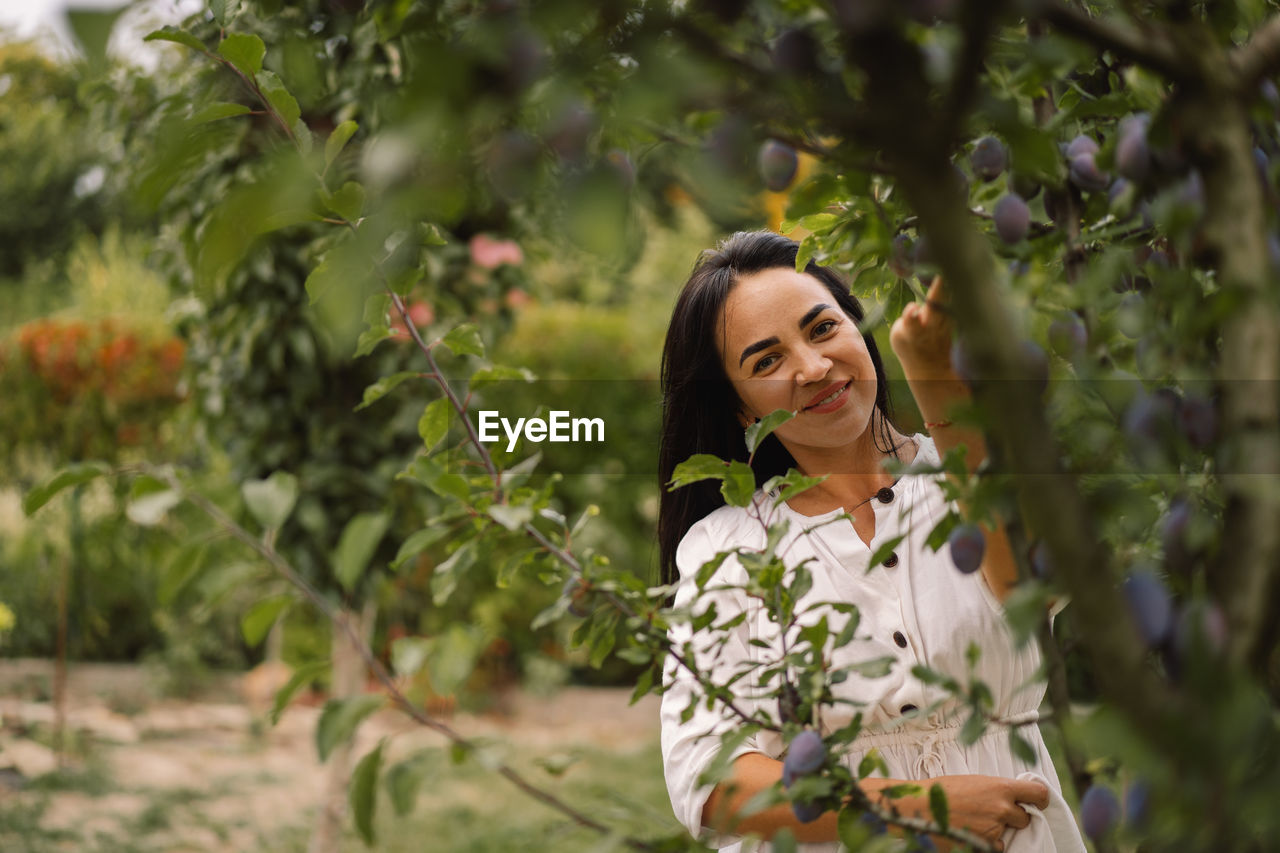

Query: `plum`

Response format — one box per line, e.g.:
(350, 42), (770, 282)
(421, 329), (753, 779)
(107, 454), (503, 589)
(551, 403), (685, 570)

(784, 729), (826, 776)
(993, 193), (1030, 244)
(792, 799), (825, 823)
(1066, 134), (1099, 159)
(1115, 119), (1150, 182)
(890, 233), (914, 279)
(1124, 780), (1150, 829)
(1029, 540), (1052, 580)
(948, 523), (985, 574)
(1048, 313), (1087, 359)
(970, 136), (1006, 182)
(1178, 393), (1217, 450)
(759, 140), (799, 191)
(1069, 152), (1110, 192)
(1122, 569), (1174, 648)
(1080, 785), (1121, 841)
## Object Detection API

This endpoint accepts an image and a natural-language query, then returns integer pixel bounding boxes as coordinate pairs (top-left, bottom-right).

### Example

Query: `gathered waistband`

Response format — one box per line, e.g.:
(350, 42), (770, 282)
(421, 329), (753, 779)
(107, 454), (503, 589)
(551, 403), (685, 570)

(844, 709), (1041, 780)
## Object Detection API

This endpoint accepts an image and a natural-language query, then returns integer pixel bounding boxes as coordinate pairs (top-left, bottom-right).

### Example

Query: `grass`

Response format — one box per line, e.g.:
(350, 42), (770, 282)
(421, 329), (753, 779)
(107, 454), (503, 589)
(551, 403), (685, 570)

(0, 729), (688, 853)
(268, 737), (688, 853)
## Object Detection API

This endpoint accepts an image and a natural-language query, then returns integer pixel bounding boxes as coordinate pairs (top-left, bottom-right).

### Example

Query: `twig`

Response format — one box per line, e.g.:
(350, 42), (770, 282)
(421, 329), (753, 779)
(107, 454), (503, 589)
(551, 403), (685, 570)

(1033, 1), (1188, 84)
(167, 476), (653, 850)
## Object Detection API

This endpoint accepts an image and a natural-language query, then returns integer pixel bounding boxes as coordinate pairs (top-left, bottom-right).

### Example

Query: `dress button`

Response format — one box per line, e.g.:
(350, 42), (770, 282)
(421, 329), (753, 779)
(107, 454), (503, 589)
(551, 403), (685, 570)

(883, 552), (899, 568)
(900, 704), (918, 714)
(876, 487), (894, 503)
(893, 631), (907, 648)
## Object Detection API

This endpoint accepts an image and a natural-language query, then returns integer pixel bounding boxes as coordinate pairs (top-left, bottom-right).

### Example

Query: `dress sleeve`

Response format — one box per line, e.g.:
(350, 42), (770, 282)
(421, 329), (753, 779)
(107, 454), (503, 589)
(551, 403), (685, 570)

(659, 516), (767, 843)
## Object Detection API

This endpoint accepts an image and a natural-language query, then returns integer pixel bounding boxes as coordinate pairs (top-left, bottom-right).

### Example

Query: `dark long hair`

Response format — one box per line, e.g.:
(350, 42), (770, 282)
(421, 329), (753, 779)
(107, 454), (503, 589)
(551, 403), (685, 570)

(657, 231), (900, 584)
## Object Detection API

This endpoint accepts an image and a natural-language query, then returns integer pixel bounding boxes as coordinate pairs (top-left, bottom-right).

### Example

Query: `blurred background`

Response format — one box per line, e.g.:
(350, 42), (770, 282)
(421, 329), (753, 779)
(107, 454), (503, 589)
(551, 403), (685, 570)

(0, 2), (824, 850)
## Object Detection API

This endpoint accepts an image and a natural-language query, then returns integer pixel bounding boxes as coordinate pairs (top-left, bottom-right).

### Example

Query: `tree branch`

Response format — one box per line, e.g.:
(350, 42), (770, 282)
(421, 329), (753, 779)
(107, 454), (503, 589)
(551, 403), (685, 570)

(1230, 12), (1280, 91)
(1034, 1), (1188, 84)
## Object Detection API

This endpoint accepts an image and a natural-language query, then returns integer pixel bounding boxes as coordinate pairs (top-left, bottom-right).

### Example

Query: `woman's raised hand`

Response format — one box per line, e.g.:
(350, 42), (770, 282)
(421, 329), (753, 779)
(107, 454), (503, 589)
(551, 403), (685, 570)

(889, 276), (954, 378)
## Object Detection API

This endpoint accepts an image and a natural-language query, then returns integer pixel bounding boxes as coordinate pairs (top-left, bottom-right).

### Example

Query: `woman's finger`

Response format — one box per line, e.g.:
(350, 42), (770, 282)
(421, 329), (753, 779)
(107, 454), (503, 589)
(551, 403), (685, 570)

(1006, 805), (1032, 830)
(1013, 780), (1050, 810)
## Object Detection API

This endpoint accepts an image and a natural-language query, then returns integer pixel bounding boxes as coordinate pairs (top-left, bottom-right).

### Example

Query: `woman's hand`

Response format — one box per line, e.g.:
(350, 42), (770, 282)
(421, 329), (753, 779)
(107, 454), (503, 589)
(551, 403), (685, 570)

(880, 774), (1049, 852)
(889, 276), (954, 379)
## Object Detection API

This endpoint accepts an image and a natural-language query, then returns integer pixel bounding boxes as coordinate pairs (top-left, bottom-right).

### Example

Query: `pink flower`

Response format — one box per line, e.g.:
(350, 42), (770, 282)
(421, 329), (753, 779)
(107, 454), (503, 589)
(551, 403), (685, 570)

(469, 234), (524, 269)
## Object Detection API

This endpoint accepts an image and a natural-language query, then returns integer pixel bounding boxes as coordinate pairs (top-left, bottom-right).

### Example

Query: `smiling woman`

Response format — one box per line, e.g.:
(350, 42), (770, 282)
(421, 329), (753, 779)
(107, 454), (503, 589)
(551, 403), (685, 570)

(655, 231), (1087, 853)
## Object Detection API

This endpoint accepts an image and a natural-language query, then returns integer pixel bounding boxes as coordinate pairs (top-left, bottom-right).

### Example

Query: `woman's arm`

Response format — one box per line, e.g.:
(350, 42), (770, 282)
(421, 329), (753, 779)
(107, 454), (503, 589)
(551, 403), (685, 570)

(703, 752), (1048, 850)
(888, 277), (1020, 602)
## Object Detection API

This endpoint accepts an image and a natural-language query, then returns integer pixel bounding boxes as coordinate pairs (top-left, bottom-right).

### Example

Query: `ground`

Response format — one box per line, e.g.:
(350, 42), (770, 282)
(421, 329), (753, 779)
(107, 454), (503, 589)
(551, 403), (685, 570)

(0, 659), (678, 852)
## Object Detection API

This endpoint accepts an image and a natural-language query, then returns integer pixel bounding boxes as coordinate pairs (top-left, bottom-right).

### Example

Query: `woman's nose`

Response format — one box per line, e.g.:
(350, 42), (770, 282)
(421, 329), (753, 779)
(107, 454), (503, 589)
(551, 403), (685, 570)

(794, 347), (831, 384)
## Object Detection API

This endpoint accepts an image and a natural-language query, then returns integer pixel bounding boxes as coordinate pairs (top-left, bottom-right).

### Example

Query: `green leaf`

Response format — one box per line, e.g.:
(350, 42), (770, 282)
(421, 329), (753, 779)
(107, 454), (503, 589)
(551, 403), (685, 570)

(418, 398), (451, 452)
(241, 471), (299, 531)
(326, 120), (359, 169)
(241, 596), (291, 647)
(158, 542), (209, 606)
(191, 102), (252, 125)
(391, 637), (432, 677)
(217, 32), (265, 77)
(668, 454), (728, 489)
(316, 695), (385, 762)
(745, 409), (794, 454)
(23, 463), (110, 515)
(432, 542), (476, 606)
(1009, 728), (1037, 764)
(469, 364), (536, 389)
(351, 740), (385, 846)
(440, 324), (484, 358)
(391, 525), (453, 570)
(488, 504), (533, 531)
(270, 660), (329, 724)
(960, 711), (986, 746)
(125, 489), (181, 527)
(144, 27), (206, 52)
(334, 512), (391, 591)
(354, 327), (393, 358)
(67, 7), (126, 69)
(256, 69), (301, 130)
(356, 371), (420, 411)
(385, 751), (432, 816)
(837, 807), (875, 849)
(721, 460), (756, 507)
(325, 181), (366, 222)
(305, 259), (337, 306)
(929, 782), (949, 832)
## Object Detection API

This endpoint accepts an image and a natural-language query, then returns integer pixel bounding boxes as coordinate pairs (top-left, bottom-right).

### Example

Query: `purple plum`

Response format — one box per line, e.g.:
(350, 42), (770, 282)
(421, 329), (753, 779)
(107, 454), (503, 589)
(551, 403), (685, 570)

(1080, 785), (1121, 841)
(948, 523), (985, 574)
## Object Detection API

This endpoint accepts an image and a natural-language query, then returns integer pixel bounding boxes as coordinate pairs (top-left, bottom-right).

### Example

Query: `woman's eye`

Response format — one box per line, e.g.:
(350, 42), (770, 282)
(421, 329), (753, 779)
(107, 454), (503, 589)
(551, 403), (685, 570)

(753, 354), (778, 373)
(813, 319), (838, 336)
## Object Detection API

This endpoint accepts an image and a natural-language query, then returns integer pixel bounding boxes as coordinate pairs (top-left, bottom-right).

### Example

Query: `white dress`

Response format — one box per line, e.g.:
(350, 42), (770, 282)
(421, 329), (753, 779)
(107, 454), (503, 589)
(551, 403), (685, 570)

(659, 436), (1086, 852)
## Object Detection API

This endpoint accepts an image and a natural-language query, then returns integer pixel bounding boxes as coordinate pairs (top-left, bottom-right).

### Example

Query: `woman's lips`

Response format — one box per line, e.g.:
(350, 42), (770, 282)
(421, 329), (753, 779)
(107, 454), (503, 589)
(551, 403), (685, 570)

(804, 380), (851, 413)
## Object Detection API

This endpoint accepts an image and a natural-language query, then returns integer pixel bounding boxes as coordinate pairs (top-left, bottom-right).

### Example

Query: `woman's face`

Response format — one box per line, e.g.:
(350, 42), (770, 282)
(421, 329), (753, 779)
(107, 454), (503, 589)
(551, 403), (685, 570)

(717, 267), (879, 455)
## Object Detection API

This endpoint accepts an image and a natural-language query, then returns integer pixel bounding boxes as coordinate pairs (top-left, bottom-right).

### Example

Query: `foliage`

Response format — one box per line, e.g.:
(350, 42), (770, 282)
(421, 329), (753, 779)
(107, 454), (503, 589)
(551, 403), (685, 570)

(15, 0), (1280, 851)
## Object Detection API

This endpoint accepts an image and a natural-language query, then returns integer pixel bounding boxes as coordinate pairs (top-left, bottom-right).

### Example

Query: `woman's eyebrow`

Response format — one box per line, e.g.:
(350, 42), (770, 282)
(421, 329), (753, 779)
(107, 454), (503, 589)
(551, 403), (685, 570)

(799, 303), (831, 328)
(737, 304), (833, 367)
(739, 336), (779, 367)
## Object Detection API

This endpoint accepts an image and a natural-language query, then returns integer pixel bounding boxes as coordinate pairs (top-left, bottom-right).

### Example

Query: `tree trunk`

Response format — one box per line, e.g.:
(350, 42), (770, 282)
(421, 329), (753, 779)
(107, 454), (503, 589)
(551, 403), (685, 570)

(307, 599), (375, 853)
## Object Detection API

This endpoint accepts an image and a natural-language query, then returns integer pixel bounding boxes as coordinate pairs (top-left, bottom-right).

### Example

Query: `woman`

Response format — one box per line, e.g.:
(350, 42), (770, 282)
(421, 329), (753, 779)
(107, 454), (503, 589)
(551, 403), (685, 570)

(657, 231), (1085, 852)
